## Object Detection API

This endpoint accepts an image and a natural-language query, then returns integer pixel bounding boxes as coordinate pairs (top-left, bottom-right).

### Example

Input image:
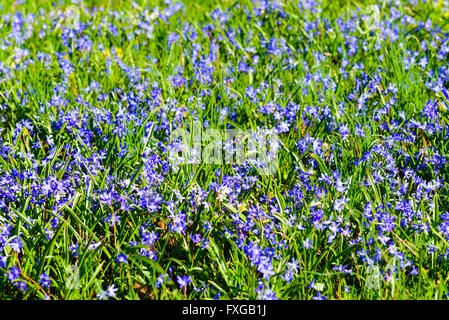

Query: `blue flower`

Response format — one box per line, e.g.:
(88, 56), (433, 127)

(260, 286), (278, 300)
(106, 284), (118, 298)
(312, 292), (326, 300)
(39, 272), (51, 289)
(115, 253), (128, 264)
(17, 280), (27, 293)
(177, 275), (191, 288)
(303, 238), (314, 250)
(156, 273), (170, 288)
(333, 197), (348, 212)
(96, 284), (118, 300)
(5, 266), (20, 282)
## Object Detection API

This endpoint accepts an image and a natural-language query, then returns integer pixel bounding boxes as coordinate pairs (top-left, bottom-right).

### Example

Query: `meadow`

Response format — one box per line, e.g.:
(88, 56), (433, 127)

(1, 0), (449, 300)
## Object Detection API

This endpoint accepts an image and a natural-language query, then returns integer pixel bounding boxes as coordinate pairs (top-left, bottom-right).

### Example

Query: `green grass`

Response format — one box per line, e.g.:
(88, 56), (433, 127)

(0, 0), (449, 300)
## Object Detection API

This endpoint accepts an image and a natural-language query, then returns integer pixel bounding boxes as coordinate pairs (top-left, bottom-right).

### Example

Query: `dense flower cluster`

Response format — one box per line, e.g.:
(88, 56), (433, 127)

(0, 0), (449, 300)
